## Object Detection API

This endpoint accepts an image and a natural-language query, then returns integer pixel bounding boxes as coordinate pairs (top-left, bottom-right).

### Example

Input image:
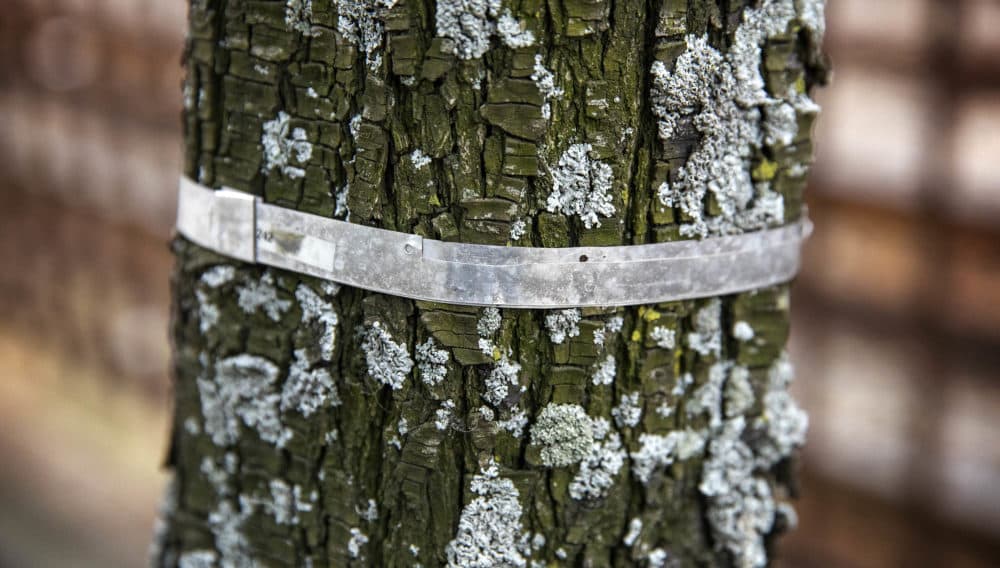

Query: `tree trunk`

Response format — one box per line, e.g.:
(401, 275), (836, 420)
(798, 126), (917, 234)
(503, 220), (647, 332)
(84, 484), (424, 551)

(152, 0), (826, 566)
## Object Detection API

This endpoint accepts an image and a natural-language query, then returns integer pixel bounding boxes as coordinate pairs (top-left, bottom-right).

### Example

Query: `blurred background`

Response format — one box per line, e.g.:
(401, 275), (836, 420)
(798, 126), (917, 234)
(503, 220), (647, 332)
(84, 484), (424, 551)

(1, 0), (998, 566)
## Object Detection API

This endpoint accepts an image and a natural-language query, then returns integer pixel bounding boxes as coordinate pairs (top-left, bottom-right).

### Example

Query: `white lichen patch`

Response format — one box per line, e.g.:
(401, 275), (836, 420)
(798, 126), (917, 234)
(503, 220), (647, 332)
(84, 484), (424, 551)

(509, 218), (527, 241)
(545, 308), (581, 344)
(700, 418), (752, 498)
(686, 361), (730, 429)
(733, 320), (755, 342)
(336, 0), (398, 69)
(357, 498), (379, 522)
(649, 0), (820, 237)
(651, 326), (676, 350)
(763, 101), (798, 147)
(655, 180), (674, 207)
(752, 353), (808, 468)
(263, 479), (315, 526)
(200, 456), (234, 498)
(397, 417), (410, 436)
(672, 372), (694, 397)
(445, 459), (530, 567)
(435, 399), (456, 431)
(348, 527), (369, 559)
(630, 429), (707, 484)
(568, 418), (626, 500)
(410, 149), (432, 169)
(592, 328), (606, 347)
(546, 143), (615, 229)
(531, 55), (562, 98)
(724, 365), (755, 418)
(530, 403), (594, 468)
(477, 307), (502, 357)
(296, 283), (339, 361)
(611, 391), (642, 428)
(285, 0), (315, 35)
(237, 271), (292, 322)
(199, 354), (292, 447)
(593, 316), (624, 346)
(361, 322), (413, 390)
(349, 114), (363, 139)
(436, 0), (534, 59)
(262, 111), (313, 180)
(201, 265), (236, 288)
(496, 408), (528, 438)
(687, 299), (722, 357)
(479, 406), (495, 422)
(282, 349), (340, 417)
(700, 417), (775, 568)
(193, 267), (232, 341)
(796, 0), (826, 38)
(496, 10), (535, 48)
(483, 355), (522, 406)
(148, 479), (178, 566)
(416, 338), (449, 386)
(182, 82), (195, 111)
(655, 402), (674, 418)
(478, 338), (495, 357)
(777, 501), (799, 530)
(335, 184), (350, 219)
(208, 499), (253, 568)
(192, 450), (251, 568)
(450, 7), (496, 50)
(532, 54), (564, 119)
(623, 517), (642, 547)
(196, 290), (219, 333)
(684, 430), (717, 461)
(591, 354), (617, 386)
(531, 533), (545, 550)
(647, 549), (670, 567)
(477, 307), (502, 337)
(692, 352), (808, 568)
(204, 454), (239, 501)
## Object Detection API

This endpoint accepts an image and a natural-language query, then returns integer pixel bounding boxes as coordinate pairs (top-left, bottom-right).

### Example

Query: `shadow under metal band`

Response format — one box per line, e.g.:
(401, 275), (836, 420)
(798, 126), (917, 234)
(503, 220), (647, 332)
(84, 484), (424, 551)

(176, 177), (812, 308)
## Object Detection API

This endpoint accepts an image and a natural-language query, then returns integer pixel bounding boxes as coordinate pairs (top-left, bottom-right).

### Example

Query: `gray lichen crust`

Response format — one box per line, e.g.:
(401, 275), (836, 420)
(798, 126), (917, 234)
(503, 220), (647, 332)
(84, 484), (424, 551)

(361, 321), (413, 390)
(199, 354), (292, 448)
(546, 144), (616, 229)
(445, 460), (530, 566)
(529, 403), (594, 468)
(436, 0), (534, 60)
(651, 0), (822, 238)
(159, 0), (825, 564)
(261, 112), (313, 180)
(337, 0), (399, 69)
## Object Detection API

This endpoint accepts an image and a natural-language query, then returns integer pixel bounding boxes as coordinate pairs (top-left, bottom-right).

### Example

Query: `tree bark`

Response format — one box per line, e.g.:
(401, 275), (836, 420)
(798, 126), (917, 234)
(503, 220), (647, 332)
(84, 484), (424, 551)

(152, 0), (826, 566)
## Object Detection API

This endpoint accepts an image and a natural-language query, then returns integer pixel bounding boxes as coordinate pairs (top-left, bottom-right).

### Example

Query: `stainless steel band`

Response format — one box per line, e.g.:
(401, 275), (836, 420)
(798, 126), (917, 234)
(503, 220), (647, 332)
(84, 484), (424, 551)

(176, 177), (811, 308)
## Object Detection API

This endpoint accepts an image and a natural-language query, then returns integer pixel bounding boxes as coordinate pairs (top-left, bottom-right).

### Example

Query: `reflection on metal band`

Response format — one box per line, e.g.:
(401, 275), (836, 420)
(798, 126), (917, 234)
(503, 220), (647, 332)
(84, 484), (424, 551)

(176, 177), (812, 308)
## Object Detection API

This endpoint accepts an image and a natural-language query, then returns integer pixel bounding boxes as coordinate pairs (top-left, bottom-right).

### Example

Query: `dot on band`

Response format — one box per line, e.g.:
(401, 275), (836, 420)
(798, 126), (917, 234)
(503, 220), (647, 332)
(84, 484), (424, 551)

(175, 177), (811, 309)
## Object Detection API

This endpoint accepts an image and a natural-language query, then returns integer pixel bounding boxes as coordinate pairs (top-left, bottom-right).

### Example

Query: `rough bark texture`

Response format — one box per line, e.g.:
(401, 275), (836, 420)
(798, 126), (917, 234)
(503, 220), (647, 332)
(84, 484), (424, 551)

(152, 0), (826, 566)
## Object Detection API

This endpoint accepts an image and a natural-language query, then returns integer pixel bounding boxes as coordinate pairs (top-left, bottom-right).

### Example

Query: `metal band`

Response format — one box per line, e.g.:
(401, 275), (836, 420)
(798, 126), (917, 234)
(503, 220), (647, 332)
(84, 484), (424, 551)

(176, 177), (811, 308)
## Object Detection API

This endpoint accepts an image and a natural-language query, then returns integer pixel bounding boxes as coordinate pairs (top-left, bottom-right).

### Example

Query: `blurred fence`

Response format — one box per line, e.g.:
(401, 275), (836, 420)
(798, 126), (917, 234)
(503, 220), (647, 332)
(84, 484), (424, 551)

(1, 0), (999, 566)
